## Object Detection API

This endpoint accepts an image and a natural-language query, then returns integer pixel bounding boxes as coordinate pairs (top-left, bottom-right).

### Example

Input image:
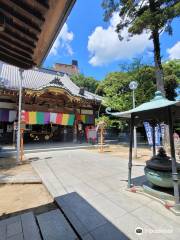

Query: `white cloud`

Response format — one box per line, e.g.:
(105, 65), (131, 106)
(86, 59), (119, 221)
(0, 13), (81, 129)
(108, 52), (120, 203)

(87, 13), (152, 66)
(167, 42), (180, 60)
(50, 23), (74, 56)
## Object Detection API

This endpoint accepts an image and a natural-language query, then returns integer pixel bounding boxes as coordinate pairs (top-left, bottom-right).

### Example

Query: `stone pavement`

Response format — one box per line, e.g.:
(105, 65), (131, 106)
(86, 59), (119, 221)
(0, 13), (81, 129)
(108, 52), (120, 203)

(0, 142), (109, 157)
(29, 149), (180, 240)
(0, 171), (41, 184)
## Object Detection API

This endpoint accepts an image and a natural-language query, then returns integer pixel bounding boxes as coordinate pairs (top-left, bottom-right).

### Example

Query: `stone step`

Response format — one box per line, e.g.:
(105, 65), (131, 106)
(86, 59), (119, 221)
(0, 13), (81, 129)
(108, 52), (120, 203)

(55, 192), (129, 240)
(37, 209), (78, 240)
(0, 212), (42, 240)
(55, 192), (107, 238)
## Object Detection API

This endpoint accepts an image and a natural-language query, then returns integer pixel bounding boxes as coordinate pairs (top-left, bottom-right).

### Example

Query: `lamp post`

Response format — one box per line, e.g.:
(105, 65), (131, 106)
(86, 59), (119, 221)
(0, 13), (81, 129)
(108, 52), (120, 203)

(16, 69), (24, 163)
(129, 81), (138, 158)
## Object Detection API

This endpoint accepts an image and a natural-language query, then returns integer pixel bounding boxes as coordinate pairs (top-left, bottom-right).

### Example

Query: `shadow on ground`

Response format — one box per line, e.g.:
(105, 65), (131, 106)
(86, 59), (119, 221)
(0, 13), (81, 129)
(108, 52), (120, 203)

(0, 156), (40, 171)
(132, 175), (176, 198)
(132, 175), (148, 186)
(55, 192), (129, 240)
(0, 202), (56, 221)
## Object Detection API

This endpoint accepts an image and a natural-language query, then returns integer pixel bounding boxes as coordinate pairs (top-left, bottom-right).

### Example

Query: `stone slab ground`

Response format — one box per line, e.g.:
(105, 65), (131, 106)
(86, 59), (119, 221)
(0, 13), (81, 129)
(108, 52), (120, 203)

(30, 149), (180, 240)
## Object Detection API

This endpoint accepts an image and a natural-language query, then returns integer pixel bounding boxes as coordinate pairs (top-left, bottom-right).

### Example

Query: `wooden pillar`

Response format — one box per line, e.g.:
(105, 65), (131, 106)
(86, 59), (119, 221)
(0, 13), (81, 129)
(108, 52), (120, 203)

(168, 108), (180, 206)
(128, 116), (134, 188)
(63, 126), (67, 142)
(12, 122), (16, 147)
(152, 124), (156, 156)
(100, 127), (104, 153)
(73, 120), (78, 143)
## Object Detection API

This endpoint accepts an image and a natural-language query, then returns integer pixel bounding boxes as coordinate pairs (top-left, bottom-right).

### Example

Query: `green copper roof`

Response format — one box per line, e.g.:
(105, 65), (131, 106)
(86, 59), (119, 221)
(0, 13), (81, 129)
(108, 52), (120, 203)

(107, 91), (180, 118)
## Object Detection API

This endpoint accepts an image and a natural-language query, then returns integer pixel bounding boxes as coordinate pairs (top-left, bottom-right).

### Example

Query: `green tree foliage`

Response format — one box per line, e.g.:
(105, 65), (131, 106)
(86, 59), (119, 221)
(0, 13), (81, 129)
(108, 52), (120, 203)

(96, 64), (157, 111)
(72, 60), (180, 129)
(95, 115), (111, 127)
(71, 74), (99, 93)
(102, 0), (180, 95)
(163, 60), (180, 79)
(96, 60), (180, 129)
(163, 60), (180, 100)
(96, 72), (132, 111)
(70, 60), (179, 130)
(95, 115), (125, 129)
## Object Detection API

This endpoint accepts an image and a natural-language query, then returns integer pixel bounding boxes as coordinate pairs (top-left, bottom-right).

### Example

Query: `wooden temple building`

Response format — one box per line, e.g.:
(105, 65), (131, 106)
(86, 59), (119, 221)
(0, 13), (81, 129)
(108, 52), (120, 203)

(0, 62), (102, 144)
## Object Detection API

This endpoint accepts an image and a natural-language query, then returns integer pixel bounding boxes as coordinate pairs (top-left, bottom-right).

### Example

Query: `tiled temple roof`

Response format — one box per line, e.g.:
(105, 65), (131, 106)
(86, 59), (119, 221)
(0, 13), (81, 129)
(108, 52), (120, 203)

(0, 61), (102, 102)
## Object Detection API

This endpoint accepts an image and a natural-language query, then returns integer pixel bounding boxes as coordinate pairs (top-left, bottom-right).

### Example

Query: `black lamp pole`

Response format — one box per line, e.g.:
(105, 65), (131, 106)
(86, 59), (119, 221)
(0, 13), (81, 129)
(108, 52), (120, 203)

(128, 115), (134, 188)
(152, 124), (156, 157)
(168, 107), (180, 207)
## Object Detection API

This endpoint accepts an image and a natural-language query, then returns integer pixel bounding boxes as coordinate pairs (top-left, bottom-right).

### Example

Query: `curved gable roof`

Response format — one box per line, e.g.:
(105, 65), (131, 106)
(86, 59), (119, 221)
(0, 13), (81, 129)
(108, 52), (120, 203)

(0, 61), (102, 102)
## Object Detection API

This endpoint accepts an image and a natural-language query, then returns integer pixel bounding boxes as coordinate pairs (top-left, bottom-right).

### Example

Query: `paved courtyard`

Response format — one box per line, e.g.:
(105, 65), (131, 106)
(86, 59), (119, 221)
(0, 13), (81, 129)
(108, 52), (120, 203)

(28, 149), (180, 240)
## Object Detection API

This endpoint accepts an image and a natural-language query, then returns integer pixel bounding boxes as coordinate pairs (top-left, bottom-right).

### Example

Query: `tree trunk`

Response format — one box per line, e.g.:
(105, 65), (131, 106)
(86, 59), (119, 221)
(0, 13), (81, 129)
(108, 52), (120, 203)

(152, 29), (165, 95)
(149, 0), (165, 95)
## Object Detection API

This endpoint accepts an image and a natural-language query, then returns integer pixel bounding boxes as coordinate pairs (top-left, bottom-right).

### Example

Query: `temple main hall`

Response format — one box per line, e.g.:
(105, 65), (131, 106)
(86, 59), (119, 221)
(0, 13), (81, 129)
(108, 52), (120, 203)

(0, 61), (101, 144)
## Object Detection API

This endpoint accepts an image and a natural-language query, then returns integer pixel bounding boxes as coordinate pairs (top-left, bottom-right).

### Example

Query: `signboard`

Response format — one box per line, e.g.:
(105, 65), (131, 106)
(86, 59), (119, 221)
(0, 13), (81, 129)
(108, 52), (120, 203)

(76, 109), (93, 115)
(88, 129), (96, 139)
(81, 109), (93, 115)
(20, 123), (26, 130)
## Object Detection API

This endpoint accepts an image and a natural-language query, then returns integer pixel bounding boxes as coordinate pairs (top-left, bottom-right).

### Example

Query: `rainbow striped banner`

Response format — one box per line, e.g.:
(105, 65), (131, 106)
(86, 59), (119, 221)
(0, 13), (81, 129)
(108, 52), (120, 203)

(24, 111), (75, 126)
(77, 114), (94, 124)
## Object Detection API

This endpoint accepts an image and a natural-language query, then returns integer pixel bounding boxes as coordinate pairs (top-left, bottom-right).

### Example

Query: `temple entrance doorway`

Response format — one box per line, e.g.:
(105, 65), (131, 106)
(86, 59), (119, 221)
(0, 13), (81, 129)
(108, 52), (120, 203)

(23, 124), (74, 143)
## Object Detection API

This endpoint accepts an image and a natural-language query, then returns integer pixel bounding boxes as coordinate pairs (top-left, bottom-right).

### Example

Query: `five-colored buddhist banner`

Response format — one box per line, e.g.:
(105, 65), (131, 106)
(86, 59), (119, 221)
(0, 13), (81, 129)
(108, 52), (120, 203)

(0, 109), (17, 122)
(24, 111), (75, 126)
(0, 109), (94, 126)
(77, 114), (94, 124)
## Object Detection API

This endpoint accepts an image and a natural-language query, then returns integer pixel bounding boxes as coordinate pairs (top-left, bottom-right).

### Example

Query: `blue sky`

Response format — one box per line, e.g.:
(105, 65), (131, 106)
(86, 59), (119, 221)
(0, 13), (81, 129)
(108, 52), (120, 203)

(44, 0), (180, 81)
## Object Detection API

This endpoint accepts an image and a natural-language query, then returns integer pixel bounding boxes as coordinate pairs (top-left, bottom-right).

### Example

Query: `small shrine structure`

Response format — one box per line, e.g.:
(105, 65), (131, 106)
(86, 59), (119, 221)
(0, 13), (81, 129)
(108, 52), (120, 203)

(107, 91), (180, 212)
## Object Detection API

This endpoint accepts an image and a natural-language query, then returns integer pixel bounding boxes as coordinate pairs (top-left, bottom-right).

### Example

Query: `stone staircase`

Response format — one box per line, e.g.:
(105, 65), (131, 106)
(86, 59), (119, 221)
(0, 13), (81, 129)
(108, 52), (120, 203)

(0, 208), (79, 240)
(0, 192), (128, 240)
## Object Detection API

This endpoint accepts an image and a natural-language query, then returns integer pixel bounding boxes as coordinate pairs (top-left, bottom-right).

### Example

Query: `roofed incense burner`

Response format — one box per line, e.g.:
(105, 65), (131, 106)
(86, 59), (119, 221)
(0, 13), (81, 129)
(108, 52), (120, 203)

(144, 148), (180, 188)
(107, 91), (180, 208)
